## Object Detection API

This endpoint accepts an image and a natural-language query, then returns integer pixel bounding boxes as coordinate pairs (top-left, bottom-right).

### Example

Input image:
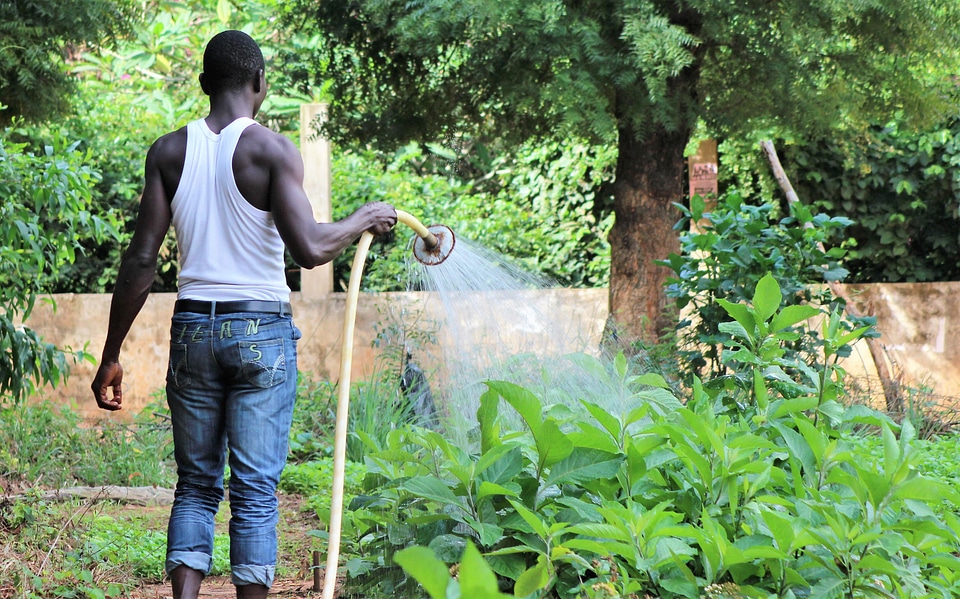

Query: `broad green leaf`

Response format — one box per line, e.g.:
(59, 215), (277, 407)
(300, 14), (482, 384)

(463, 516), (505, 547)
(770, 304), (821, 332)
(629, 372), (670, 388)
(772, 396), (818, 418)
(570, 422), (621, 454)
(543, 447), (623, 488)
(478, 388), (502, 453)
(459, 543), (510, 598)
(718, 299), (756, 335)
(753, 274), (782, 321)
(477, 444), (523, 485)
(428, 534), (467, 563)
(477, 481), (520, 503)
(882, 422), (900, 475)
(487, 380), (542, 436)
(537, 419), (574, 470)
(394, 546), (451, 599)
(580, 400), (621, 441)
(507, 499), (549, 538)
(775, 424), (815, 476)
(794, 418), (826, 466)
(401, 476), (464, 510)
(514, 557), (550, 597)
(761, 510), (796, 552)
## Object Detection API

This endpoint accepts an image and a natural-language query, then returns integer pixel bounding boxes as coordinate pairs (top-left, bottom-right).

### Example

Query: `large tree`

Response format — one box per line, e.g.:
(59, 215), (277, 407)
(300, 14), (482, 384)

(281, 0), (960, 342)
(0, 0), (138, 123)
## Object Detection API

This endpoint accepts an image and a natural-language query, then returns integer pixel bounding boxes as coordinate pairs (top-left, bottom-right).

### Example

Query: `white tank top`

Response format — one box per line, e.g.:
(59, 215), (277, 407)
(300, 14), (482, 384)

(170, 117), (291, 302)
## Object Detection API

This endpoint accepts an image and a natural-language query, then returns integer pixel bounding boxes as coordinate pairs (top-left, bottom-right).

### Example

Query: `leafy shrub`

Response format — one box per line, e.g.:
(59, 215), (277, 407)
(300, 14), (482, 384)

(660, 191), (873, 385)
(717, 122), (960, 284)
(0, 128), (120, 402)
(785, 120), (960, 283)
(337, 277), (960, 598)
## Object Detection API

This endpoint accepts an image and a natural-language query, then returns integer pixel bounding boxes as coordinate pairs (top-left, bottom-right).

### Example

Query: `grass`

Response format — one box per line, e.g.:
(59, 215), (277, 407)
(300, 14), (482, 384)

(0, 373), (388, 597)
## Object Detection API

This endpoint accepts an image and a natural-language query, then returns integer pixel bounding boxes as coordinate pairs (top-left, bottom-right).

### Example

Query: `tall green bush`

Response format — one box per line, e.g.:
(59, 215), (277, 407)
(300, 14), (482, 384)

(0, 127), (120, 402)
(659, 191), (872, 384)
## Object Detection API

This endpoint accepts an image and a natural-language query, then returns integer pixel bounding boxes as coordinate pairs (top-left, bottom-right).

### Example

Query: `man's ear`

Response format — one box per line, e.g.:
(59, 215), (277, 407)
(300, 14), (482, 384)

(199, 73), (211, 96)
(253, 69), (263, 94)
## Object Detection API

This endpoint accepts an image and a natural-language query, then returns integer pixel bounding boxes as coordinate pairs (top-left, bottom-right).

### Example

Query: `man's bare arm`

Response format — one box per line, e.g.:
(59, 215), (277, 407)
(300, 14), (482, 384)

(267, 135), (397, 268)
(91, 139), (173, 410)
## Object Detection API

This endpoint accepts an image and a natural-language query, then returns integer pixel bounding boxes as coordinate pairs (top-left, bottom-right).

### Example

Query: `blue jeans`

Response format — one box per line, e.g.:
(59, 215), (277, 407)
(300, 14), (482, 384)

(164, 311), (300, 587)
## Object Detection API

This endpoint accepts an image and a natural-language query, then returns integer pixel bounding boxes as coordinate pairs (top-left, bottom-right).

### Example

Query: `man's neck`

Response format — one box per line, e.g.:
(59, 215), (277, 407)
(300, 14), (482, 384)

(205, 94), (255, 133)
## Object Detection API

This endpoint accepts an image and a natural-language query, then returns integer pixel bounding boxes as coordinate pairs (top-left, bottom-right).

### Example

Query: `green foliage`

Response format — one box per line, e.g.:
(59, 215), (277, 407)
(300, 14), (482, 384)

(783, 121), (960, 283)
(395, 542), (514, 599)
(83, 515), (230, 580)
(332, 140), (612, 292)
(335, 277), (960, 598)
(659, 191), (870, 384)
(0, 0), (139, 123)
(0, 399), (174, 489)
(285, 0), (960, 150)
(0, 128), (120, 402)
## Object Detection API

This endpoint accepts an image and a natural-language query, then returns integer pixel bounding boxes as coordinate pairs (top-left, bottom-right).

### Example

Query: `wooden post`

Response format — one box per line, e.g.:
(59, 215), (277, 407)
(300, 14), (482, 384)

(688, 139), (718, 200)
(761, 140), (901, 414)
(688, 139), (718, 232)
(299, 103), (334, 298)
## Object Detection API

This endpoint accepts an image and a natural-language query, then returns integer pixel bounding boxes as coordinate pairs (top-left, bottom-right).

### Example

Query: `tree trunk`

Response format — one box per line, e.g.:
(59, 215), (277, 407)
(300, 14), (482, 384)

(606, 128), (687, 345)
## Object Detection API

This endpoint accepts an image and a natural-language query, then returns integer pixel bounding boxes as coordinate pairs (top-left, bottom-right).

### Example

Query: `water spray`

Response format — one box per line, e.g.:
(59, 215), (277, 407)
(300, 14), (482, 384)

(322, 209), (455, 599)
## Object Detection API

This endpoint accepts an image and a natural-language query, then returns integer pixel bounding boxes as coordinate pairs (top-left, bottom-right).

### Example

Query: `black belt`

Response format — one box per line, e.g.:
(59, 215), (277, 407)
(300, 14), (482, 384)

(174, 299), (292, 316)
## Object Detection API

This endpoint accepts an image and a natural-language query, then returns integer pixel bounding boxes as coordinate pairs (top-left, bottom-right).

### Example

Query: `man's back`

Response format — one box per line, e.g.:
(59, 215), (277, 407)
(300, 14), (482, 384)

(169, 117), (289, 302)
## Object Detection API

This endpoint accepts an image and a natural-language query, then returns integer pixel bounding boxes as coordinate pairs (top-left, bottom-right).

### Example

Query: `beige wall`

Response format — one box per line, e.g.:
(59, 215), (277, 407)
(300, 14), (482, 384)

(22, 283), (960, 420)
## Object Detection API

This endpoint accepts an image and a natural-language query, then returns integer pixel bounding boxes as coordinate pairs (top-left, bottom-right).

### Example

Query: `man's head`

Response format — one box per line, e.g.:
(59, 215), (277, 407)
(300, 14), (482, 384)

(200, 30), (265, 96)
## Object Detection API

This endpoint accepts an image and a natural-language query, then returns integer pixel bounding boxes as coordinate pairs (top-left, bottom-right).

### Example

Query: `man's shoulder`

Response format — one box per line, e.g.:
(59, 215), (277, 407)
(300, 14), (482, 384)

(148, 127), (188, 163)
(238, 123), (300, 162)
(242, 123), (296, 149)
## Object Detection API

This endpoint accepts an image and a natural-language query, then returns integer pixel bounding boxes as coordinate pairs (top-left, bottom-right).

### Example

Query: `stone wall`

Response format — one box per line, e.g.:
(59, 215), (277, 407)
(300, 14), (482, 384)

(21, 283), (960, 420)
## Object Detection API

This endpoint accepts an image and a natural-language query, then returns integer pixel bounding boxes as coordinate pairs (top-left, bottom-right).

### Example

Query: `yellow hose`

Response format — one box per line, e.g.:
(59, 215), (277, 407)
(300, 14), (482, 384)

(322, 209), (435, 599)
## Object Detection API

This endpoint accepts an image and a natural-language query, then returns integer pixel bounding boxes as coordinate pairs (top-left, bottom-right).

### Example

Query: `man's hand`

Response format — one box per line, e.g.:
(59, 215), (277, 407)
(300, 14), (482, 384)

(92, 361), (124, 411)
(363, 202), (398, 236)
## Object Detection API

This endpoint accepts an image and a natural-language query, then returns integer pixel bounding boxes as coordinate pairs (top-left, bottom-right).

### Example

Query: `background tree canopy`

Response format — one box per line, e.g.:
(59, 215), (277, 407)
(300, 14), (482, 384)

(0, 0), (139, 123)
(280, 0), (960, 342)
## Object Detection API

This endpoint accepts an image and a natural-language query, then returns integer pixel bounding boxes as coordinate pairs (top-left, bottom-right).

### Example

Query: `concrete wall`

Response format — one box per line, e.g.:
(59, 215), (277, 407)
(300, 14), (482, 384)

(21, 283), (960, 420)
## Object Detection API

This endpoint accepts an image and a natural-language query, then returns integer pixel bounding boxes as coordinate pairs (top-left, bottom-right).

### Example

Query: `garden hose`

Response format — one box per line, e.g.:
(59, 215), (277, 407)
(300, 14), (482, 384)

(322, 210), (455, 599)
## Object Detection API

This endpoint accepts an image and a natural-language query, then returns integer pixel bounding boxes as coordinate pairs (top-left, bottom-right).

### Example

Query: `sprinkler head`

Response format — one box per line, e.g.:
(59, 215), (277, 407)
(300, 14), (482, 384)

(412, 224), (456, 266)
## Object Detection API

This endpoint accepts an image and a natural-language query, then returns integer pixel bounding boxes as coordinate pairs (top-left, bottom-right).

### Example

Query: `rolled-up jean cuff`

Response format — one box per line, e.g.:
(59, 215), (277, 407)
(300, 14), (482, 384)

(231, 564), (275, 587)
(165, 550), (212, 576)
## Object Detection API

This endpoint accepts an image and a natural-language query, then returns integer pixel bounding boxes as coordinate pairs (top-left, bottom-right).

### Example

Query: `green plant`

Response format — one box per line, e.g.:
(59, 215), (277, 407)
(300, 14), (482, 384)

(0, 0), (138, 123)
(660, 191), (870, 385)
(395, 542), (514, 599)
(0, 129), (120, 403)
(335, 275), (960, 598)
(0, 399), (174, 489)
(83, 515), (230, 580)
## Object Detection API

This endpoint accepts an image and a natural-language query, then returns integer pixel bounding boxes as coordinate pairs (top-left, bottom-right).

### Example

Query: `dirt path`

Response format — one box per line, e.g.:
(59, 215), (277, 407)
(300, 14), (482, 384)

(129, 576), (328, 598)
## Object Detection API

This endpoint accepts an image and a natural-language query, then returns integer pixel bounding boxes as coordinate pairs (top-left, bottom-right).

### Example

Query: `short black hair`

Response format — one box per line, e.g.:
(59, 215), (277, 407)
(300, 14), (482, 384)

(202, 30), (264, 93)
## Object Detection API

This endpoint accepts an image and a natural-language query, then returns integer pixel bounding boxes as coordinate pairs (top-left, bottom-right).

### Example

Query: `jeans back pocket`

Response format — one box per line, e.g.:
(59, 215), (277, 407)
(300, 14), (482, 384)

(238, 338), (287, 388)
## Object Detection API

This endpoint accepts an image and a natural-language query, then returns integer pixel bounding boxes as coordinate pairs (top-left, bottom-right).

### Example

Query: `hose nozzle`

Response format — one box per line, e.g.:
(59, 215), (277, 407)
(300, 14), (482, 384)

(412, 224), (455, 265)
(396, 210), (456, 266)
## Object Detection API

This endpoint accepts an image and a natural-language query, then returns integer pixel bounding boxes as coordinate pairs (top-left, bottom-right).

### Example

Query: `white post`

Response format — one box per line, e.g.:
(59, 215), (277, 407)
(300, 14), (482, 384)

(299, 103), (334, 298)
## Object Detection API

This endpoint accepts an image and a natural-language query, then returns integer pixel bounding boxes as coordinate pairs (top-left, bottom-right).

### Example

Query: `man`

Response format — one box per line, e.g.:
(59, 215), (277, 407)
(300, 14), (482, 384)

(91, 30), (397, 599)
